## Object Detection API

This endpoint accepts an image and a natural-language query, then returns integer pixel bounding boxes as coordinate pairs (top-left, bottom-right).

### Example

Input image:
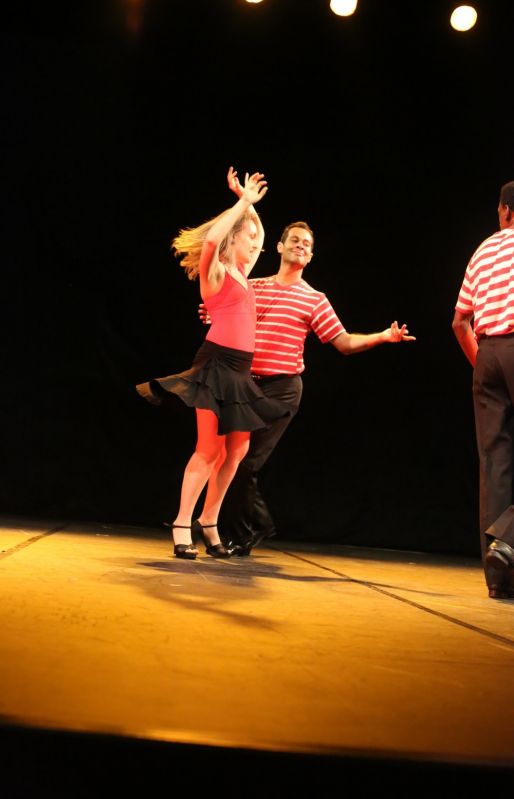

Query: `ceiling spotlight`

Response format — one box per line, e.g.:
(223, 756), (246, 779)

(450, 5), (478, 32)
(330, 0), (358, 17)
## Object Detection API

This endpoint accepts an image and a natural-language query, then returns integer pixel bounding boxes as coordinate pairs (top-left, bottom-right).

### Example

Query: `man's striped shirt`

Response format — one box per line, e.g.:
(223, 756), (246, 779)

(249, 276), (345, 375)
(456, 228), (514, 338)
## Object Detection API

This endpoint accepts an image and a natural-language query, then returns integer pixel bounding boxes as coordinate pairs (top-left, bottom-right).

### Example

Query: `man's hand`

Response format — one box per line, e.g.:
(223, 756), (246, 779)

(198, 303), (211, 325)
(382, 321), (416, 343)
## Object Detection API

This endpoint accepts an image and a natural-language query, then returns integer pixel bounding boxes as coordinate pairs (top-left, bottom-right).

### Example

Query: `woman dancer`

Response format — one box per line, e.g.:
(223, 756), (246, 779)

(137, 170), (287, 559)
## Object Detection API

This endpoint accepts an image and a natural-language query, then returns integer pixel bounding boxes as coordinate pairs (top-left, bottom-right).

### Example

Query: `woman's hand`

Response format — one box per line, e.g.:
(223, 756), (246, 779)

(241, 171), (268, 205)
(227, 166), (243, 198)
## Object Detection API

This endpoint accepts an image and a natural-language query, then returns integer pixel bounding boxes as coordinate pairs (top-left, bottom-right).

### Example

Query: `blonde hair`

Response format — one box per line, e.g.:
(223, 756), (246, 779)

(172, 209), (257, 280)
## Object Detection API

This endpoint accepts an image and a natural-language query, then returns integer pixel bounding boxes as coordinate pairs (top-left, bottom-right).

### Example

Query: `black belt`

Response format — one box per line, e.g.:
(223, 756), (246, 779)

(251, 373), (297, 381)
(480, 332), (514, 339)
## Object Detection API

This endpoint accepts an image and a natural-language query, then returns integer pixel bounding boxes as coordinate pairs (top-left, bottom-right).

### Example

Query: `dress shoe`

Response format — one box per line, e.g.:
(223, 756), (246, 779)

(225, 541), (252, 557)
(485, 539), (514, 598)
(192, 520), (231, 558)
(225, 529), (276, 557)
(170, 524), (198, 560)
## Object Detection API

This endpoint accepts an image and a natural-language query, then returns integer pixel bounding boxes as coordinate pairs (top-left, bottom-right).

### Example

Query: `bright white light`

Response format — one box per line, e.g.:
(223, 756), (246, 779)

(330, 0), (358, 17)
(245, 0), (264, 4)
(450, 5), (478, 32)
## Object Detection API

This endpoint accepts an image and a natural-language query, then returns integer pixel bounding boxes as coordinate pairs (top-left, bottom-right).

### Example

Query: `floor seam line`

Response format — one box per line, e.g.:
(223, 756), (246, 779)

(0, 524), (69, 561)
(271, 546), (514, 649)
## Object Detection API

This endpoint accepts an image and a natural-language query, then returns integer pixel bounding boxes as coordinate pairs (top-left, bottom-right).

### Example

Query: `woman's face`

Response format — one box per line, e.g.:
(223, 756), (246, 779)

(233, 219), (259, 264)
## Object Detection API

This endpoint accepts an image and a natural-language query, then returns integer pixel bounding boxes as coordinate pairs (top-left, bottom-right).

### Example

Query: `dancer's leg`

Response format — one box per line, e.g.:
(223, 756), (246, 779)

(197, 431), (250, 545)
(172, 408), (223, 546)
(221, 376), (303, 545)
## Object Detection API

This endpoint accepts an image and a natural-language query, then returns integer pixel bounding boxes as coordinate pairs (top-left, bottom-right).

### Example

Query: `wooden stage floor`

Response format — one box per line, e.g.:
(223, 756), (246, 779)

(1, 516), (513, 796)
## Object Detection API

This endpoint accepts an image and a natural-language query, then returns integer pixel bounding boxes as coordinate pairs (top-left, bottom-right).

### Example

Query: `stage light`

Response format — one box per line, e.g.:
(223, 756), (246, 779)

(450, 5), (478, 31)
(122, 0), (144, 35)
(245, 0), (264, 4)
(330, 0), (358, 17)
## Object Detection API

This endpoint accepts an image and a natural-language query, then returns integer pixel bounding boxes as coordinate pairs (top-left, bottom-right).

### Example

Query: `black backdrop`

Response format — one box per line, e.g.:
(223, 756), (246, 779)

(2, 0), (512, 555)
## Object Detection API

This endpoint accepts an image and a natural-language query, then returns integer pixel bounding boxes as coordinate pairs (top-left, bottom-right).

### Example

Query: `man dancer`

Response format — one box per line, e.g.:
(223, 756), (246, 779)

(453, 180), (514, 599)
(208, 202), (414, 555)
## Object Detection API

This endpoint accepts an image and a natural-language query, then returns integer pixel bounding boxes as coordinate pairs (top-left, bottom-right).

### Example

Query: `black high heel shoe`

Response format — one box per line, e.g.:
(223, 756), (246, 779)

(171, 524), (198, 560)
(192, 520), (230, 558)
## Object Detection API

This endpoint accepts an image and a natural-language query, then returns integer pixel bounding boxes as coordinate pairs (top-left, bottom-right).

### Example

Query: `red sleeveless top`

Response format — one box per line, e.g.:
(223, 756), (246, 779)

(205, 267), (256, 352)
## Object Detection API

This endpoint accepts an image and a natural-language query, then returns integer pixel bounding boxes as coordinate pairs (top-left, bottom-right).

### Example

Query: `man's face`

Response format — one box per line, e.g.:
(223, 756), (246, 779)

(278, 227), (314, 267)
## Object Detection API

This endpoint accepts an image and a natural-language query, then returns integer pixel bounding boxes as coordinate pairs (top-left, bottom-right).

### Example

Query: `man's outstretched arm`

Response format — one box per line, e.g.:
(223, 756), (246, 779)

(330, 322), (415, 355)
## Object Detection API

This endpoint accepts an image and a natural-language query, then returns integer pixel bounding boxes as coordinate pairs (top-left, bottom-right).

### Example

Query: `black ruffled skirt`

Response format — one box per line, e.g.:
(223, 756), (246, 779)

(136, 340), (290, 435)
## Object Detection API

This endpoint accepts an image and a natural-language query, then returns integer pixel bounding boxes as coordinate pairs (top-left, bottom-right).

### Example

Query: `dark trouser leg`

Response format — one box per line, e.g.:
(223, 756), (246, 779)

(220, 463), (271, 546)
(473, 338), (514, 560)
(220, 375), (303, 546)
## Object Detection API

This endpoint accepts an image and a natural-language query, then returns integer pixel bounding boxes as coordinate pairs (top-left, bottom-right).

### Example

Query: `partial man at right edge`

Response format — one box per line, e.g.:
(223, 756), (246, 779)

(453, 180), (514, 599)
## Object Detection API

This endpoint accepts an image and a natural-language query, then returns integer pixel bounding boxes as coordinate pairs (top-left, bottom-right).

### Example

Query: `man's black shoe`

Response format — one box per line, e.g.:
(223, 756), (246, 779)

(224, 529), (277, 557)
(485, 539), (514, 599)
(225, 541), (251, 557)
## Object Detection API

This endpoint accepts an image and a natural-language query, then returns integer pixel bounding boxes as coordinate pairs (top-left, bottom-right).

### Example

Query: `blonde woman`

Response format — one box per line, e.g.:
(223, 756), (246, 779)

(137, 169), (288, 559)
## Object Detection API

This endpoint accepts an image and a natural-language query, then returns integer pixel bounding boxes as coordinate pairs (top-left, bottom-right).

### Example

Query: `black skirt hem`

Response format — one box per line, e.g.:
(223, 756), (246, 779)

(138, 340), (291, 435)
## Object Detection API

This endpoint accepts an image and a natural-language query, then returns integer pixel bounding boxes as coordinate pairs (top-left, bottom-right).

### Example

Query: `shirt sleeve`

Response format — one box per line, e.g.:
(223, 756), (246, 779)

(310, 295), (346, 343)
(455, 262), (474, 314)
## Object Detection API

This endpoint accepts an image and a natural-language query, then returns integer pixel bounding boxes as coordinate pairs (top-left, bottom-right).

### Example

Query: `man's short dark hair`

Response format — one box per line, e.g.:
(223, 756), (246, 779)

(280, 221), (314, 249)
(499, 182), (514, 210)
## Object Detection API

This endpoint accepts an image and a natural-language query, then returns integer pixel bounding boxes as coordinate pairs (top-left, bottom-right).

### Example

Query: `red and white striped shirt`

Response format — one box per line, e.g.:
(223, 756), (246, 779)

(249, 277), (345, 375)
(456, 228), (514, 338)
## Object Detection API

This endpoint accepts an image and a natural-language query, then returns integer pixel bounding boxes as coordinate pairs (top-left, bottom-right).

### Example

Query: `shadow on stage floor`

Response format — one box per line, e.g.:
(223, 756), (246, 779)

(1, 516), (513, 797)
